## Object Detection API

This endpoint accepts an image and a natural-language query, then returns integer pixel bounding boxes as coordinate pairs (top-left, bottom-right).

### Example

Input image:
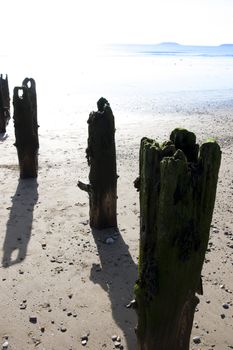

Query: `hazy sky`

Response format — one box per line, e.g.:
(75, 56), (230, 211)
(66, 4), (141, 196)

(1, 0), (233, 55)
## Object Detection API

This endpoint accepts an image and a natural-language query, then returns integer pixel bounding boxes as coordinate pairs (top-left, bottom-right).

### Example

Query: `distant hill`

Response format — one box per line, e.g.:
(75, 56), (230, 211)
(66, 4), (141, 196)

(158, 42), (181, 46)
(219, 44), (233, 47)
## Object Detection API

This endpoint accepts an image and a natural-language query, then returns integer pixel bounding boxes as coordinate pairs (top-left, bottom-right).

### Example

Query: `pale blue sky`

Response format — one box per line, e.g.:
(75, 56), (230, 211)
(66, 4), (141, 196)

(1, 0), (233, 55)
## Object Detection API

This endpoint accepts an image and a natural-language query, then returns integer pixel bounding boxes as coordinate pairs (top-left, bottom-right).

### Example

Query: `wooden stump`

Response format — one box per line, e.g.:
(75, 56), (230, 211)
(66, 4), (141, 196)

(0, 74), (10, 133)
(13, 85), (39, 178)
(134, 128), (221, 350)
(22, 78), (39, 147)
(78, 97), (117, 229)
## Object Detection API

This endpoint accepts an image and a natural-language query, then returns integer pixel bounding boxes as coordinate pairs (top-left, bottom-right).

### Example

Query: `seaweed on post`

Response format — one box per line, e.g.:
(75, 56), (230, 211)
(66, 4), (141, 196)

(134, 128), (221, 350)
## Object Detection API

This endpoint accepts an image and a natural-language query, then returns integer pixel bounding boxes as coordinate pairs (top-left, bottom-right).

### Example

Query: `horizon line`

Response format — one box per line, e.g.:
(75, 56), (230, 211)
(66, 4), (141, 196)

(104, 42), (233, 48)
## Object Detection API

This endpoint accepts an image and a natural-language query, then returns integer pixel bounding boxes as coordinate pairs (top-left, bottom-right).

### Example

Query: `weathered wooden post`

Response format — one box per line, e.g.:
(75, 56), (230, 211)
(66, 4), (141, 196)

(134, 128), (221, 350)
(22, 77), (39, 147)
(13, 84), (39, 178)
(0, 74), (10, 133)
(78, 97), (117, 229)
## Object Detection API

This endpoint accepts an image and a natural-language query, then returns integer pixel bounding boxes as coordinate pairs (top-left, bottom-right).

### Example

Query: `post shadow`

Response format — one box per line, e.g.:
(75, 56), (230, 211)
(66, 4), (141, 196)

(0, 132), (8, 141)
(2, 178), (38, 267)
(90, 228), (137, 350)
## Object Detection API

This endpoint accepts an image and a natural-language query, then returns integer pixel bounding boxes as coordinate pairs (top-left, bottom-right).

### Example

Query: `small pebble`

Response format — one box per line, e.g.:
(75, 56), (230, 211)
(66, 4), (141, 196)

(29, 316), (37, 324)
(81, 340), (87, 346)
(212, 228), (219, 234)
(2, 341), (9, 349)
(222, 303), (229, 309)
(106, 237), (115, 244)
(20, 302), (27, 310)
(60, 326), (67, 332)
(126, 299), (136, 309)
(193, 336), (201, 344)
(81, 335), (88, 341)
(112, 335), (118, 341)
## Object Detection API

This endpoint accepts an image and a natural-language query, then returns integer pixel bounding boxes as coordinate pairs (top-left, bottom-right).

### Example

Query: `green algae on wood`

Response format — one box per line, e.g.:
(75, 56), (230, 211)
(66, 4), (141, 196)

(78, 98), (117, 229)
(135, 129), (221, 350)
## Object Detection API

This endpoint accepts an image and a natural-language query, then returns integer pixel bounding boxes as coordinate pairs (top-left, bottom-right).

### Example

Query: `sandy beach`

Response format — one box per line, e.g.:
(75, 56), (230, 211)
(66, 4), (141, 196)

(1, 0), (233, 346)
(0, 98), (233, 350)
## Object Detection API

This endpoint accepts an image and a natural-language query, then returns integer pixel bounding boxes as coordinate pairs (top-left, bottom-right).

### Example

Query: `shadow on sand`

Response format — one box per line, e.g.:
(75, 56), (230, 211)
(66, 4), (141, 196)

(0, 132), (9, 142)
(2, 178), (38, 267)
(90, 228), (138, 350)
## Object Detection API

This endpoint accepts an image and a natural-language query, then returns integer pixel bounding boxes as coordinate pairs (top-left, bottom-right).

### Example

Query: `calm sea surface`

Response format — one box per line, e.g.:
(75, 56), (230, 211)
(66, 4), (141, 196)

(1, 43), (233, 128)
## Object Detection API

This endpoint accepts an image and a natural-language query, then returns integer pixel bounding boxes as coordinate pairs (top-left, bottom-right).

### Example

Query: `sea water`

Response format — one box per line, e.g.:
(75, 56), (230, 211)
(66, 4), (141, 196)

(1, 43), (233, 129)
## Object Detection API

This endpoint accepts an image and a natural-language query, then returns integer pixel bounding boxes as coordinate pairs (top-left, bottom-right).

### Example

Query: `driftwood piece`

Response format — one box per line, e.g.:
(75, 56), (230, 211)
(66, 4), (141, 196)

(0, 74), (10, 133)
(13, 84), (39, 178)
(78, 97), (117, 229)
(134, 128), (221, 350)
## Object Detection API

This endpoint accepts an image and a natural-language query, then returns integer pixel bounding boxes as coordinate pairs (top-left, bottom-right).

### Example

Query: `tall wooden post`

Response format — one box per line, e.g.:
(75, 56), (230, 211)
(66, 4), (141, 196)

(134, 128), (221, 350)
(78, 97), (117, 229)
(0, 74), (10, 133)
(22, 78), (39, 147)
(13, 84), (39, 178)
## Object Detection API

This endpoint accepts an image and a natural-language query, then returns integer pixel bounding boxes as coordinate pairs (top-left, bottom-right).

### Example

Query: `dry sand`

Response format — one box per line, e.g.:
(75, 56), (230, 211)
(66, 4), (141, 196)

(0, 105), (233, 350)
